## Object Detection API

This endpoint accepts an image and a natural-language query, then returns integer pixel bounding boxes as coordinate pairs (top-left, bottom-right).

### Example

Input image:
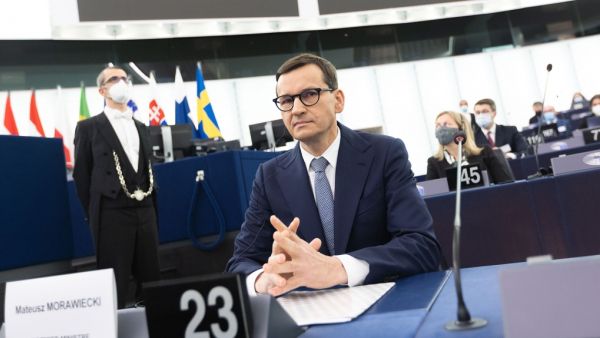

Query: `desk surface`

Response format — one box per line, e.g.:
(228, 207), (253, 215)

(302, 271), (450, 338)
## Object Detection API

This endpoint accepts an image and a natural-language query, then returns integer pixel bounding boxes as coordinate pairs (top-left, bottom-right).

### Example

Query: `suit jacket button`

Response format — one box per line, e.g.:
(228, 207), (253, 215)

(106, 170), (111, 175)
(103, 152), (108, 156)
(111, 189), (116, 194)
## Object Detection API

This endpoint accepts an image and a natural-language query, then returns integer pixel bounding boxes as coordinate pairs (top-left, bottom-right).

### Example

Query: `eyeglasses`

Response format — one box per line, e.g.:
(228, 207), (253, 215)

(102, 76), (130, 86)
(272, 88), (334, 112)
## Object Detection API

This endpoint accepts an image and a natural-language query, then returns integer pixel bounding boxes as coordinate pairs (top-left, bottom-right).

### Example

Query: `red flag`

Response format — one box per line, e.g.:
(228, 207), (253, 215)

(149, 99), (167, 126)
(54, 128), (73, 168)
(30, 90), (45, 137)
(4, 93), (19, 136)
(54, 86), (73, 168)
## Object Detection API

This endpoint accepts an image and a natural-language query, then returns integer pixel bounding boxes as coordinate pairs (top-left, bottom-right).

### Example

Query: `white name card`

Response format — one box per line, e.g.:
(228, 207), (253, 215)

(5, 269), (117, 338)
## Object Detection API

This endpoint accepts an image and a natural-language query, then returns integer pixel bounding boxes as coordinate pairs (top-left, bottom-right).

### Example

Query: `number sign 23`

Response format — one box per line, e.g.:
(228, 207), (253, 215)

(143, 273), (252, 338)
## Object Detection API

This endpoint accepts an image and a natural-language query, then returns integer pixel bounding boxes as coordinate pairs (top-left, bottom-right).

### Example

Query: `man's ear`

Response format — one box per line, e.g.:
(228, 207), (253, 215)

(334, 89), (345, 113)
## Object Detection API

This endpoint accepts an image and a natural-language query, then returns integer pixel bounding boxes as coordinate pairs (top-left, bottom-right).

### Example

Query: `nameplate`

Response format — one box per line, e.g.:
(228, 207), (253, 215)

(445, 163), (484, 191)
(551, 150), (600, 176)
(582, 127), (600, 144)
(499, 256), (600, 338)
(143, 272), (252, 338)
(4, 269), (117, 338)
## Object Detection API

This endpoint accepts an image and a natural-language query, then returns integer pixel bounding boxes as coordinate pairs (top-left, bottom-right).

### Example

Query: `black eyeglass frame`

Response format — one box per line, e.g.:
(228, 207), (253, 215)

(272, 87), (335, 112)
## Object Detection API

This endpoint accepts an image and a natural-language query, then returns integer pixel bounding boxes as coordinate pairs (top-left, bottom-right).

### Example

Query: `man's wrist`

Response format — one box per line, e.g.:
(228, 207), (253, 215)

(331, 256), (349, 285)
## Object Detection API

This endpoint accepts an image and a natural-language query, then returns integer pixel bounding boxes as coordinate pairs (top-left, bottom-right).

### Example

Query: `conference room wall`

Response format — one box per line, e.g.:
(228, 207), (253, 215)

(2, 34), (600, 175)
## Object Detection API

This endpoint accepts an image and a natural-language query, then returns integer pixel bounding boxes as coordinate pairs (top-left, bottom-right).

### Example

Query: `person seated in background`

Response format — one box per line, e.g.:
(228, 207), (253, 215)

(529, 101), (545, 125)
(570, 92), (589, 110)
(590, 94), (600, 115)
(579, 94), (600, 129)
(528, 102), (571, 133)
(459, 99), (481, 136)
(426, 111), (513, 184)
(473, 98), (528, 159)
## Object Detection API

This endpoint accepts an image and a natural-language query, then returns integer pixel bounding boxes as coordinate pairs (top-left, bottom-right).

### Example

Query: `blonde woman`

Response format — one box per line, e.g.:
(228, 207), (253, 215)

(426, 111), (513, 184)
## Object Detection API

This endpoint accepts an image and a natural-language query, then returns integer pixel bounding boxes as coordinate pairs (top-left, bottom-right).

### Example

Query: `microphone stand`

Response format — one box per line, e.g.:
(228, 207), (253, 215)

(445, 134), (487, 331)
(528, 64), (553, 179)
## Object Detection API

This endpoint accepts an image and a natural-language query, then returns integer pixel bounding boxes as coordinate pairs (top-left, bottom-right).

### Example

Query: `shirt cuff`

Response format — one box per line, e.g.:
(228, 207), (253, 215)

(335, 254), (369, 287)
(245, 268), (263, 297)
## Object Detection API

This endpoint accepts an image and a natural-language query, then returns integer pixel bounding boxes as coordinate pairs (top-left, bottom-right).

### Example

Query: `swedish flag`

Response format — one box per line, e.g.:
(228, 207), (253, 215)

(196, 63), (222, 139)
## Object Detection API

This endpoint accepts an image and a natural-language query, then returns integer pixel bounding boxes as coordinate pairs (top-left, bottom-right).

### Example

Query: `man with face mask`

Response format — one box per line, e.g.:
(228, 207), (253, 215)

(473, 98), (528, 159)
(73, 66), (160, 308)
(529, 102), (572, 134)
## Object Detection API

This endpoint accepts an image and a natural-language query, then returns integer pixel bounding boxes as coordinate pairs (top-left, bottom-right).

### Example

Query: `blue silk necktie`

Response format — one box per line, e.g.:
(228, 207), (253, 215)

(311, 157), (335, 255)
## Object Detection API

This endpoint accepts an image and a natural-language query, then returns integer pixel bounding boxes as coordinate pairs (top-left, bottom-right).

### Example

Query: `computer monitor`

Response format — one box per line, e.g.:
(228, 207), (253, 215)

(149, 124), (194, 161)
(249, 119), (293, 150)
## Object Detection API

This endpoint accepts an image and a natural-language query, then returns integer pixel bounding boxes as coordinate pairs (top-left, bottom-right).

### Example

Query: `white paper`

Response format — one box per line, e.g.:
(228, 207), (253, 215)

(276, 282), (394, 326)
(5, 269), (117, 338)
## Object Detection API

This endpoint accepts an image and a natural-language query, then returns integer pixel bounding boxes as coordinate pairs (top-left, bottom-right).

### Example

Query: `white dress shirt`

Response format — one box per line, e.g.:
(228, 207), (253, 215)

(484, 123), (497, 144)
(246, 127), (369, 296)
(104, 107), (140, 172)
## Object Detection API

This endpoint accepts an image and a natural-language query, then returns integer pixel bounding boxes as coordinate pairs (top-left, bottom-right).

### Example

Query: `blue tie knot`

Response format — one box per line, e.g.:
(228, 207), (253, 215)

(311, 157), (329, 173)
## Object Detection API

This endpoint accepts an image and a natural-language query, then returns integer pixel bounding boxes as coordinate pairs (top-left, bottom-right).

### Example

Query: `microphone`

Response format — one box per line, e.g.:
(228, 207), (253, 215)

(445, 130), (487, 331)
(453, 131), (466, 145)
(528, 63), (553, 179)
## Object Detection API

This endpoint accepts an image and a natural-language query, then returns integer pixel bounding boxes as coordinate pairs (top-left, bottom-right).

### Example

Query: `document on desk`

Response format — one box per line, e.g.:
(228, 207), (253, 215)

(276, 282), (394, 326)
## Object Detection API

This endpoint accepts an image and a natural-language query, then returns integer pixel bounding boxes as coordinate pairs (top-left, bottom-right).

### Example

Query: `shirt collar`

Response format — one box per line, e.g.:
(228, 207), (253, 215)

(104, 106), (133, 121)
(486, 123), (497, 134)
(300, 127), (341, 173)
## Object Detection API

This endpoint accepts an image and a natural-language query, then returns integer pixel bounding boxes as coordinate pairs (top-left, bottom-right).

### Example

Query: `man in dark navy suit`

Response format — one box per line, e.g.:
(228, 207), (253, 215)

(473, 98), (529, 159)
(226, 54), (440, 296)
(73, 66), (160, 308)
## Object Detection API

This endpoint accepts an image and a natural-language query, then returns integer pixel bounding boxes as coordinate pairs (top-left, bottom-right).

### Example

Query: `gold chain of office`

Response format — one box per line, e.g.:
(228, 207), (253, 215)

(112, 151), (154, 201)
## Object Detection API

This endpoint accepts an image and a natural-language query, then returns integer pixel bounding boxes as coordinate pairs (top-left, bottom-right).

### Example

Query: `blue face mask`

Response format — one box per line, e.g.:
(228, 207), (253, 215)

(460, 105), (468, 113)
(543, 112), (555, 123)
(475, 113), (493, 129)
(435, 127), (459, 145)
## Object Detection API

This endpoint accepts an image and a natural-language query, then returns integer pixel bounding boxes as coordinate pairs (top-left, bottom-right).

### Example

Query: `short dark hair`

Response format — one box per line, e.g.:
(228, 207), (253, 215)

(475, 98), (496, 112)
(590, 94), (600, 105)
(275, 53), (338, 91)
(96, 66), (127, 87)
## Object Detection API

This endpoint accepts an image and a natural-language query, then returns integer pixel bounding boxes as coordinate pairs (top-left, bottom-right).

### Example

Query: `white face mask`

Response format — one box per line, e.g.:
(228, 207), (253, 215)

(108, 80), (132, 104)
(592, 105), (600, 115)
(475, 113), (493, 129)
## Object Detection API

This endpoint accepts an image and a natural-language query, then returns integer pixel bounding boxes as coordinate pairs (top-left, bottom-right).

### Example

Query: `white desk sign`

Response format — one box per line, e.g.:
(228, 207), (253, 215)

(5, 269), (117, 338)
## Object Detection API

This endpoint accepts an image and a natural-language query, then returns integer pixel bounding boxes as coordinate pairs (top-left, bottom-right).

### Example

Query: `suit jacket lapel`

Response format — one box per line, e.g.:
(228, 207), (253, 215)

(96, 112), (123, 153)
(134, 120), (150, 160)
(333, 124), (373, 254)
(276, 145), (328, 255)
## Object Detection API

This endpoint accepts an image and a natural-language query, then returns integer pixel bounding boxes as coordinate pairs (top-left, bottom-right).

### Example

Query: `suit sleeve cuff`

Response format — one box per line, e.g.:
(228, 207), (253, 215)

(245, 268), (263, 297)
(335, 254), (369, 287)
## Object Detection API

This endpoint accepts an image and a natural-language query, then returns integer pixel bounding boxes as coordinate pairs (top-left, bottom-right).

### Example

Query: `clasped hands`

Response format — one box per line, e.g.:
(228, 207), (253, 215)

(254, 215), (348, 296)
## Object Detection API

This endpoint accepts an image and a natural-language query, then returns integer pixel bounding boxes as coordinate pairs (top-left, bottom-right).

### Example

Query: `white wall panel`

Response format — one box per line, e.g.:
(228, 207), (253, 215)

(568, 34), (600, 99)
(415, 58), (460, 153)
(491, 48), (539, 128)
(374, 63), (431, 176)
(453, 53), (507, 124)
(336, 67), (383, 130)
(529, 41), (579, 111)
(234, 75), (281, 146)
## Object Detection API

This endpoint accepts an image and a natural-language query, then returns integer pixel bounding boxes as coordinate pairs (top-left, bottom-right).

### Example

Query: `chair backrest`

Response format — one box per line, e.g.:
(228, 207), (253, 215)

(492, 148), (516, 182)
